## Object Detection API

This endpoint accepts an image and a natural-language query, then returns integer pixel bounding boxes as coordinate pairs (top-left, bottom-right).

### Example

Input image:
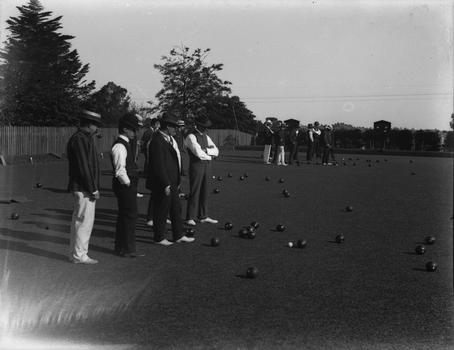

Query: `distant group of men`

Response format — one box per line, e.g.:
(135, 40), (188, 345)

(66, 109), (219, 264)
(261, 120), (336, 166)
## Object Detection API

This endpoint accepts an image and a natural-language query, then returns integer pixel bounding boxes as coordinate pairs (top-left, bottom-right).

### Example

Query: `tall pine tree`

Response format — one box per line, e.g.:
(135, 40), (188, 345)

(0, 0), (95, 125)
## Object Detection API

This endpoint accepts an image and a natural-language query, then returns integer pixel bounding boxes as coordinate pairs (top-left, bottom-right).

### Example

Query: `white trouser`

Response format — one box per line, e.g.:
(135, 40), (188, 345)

(277, 146), (286, 165)
(263, 144), (271, 163)
(69, 191), (96, 261)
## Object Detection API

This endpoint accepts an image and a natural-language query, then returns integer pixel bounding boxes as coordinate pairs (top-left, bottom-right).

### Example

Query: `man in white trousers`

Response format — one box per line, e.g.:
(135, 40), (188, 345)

(66, 110), (102, 264)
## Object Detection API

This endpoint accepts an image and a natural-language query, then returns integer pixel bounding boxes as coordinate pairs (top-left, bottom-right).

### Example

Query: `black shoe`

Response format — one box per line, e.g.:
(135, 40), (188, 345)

(118, 252), (146, 258)
(127, 252), (146, 258)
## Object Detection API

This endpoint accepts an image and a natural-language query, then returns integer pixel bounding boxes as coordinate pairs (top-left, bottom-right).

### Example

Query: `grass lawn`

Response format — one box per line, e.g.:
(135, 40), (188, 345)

(0, 150), (452, 349)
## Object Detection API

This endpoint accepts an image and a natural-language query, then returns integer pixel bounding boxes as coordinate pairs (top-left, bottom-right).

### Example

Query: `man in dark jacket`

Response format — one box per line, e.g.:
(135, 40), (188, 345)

(306, 123), (314, 163)
(66, 110), (102, 264)
(111, 112), (144, 257)
(288, 124), (301, 165)
(147, 113), (194, 246)
(321, 125), (336, 165)
(262, 120), (274, 164)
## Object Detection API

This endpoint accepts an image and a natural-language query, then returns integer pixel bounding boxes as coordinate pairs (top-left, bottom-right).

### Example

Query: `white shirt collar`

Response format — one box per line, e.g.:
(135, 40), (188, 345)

(118, 134), (129, 143)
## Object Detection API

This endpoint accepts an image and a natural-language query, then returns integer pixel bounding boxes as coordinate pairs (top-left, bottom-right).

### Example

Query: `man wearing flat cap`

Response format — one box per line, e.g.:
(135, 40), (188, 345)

(146, 112), (194, 245)
(184, 114), (219, 226)
(66, 109), (102, 264)
(111, 112), (144, 257)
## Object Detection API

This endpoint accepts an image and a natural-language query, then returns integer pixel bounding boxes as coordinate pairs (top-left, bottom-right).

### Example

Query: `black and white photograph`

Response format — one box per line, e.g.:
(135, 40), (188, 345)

(0, 0), (452, 349)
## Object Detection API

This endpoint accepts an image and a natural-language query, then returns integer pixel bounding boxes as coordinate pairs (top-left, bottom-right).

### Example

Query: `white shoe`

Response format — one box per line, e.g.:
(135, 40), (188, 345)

(137, 193), (144, 198)
(185, 219), (197, 226)
(200, 217), (218, 224)
(70, 257), (98, 264)
(155, 239), (173, 246)
(146, 220), (153, 227)
(176, 236), (195, 243)
(166, 219), (172, 224)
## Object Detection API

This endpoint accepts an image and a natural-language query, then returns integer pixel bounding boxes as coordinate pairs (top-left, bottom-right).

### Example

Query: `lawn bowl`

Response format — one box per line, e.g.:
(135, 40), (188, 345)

(425, 261), (438, 272)
(247, 230), (256, 239)
(250, 221), (259, 229)
(296, 239), (307, 248)
(415, 245), (426, 255)
(211, 237), (220, 247)
(276, 224), (285, 232)
(185, 228), (195, 237)
(424, 236), (436, 245)
(238, 228), (248, 238)
(335, 234), (345, 243)
(246, 267), (258, 279)
(224, 222), (233, 230)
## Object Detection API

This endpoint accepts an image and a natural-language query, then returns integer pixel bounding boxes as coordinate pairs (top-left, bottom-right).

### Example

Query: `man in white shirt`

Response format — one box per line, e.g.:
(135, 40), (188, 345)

(184, 114), (219, 226)
(111, 112), (145, 258)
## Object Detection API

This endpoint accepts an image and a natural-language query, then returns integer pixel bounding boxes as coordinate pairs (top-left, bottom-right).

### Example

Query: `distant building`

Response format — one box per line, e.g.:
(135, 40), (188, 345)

(373, 120), (391, 150)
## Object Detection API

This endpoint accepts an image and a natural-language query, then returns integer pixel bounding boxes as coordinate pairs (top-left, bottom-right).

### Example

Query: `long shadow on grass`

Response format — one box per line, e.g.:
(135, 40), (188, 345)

(0, 238), (68, 262)
(216, 158), (264, 165)
(47, 208), (119, 223)
(0, 227), (113, 256)
(412, 268), (429, 272)
(23, 221), (114, 238)
(42, 187), (68, 194)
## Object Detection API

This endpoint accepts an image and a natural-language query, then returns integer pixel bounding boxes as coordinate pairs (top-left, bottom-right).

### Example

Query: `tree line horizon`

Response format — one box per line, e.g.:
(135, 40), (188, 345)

(0, 0), (452, 151)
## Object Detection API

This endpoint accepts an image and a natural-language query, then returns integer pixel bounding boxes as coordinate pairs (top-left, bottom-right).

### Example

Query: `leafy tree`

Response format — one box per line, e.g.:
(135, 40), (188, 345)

(332, 122), (357, 130)
(450, 113), (454, 130)
(154, 46), (232, 120)
(205, 95), (257, 133)
(0, 0), (95, 125)
(85, 82), (134, 127)
(154, 46), (257, 132)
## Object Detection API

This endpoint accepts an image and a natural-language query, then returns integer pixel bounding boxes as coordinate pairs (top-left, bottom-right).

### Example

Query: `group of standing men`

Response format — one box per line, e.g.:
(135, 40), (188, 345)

(261, 120), (336, 167)
(66, 109), (219, 264)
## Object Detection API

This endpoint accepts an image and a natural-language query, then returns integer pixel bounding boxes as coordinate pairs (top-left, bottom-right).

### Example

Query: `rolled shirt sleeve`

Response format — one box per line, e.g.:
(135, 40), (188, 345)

(205, 135), (219, 157)
(184, 134), (212, 161)
(111, 143), (130, 185)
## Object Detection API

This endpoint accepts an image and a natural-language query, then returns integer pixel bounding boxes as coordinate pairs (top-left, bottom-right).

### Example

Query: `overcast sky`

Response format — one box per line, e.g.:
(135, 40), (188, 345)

(1, 0), (452, 129)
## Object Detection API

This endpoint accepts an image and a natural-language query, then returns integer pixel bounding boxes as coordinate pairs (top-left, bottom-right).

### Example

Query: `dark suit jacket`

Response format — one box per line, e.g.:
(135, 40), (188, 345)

(66, 129), (100, 194)
(146, 132), (181, 191)
(289, 128), (302, 144)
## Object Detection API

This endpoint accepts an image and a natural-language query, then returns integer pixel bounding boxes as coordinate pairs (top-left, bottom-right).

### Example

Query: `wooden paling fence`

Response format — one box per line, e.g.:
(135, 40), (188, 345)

(0, 126), (252, 157)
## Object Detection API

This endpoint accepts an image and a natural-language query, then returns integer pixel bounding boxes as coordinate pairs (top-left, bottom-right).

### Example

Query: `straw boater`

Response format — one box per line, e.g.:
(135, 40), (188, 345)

(66, 109), (102, 264)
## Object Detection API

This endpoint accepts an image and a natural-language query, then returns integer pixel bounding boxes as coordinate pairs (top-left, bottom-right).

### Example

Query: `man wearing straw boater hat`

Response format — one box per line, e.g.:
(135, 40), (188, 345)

(66, 109), (102, 264)
(111, 112), (145, 258)
(146, 112), (194, 246)
(184, 113), (219, 227)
